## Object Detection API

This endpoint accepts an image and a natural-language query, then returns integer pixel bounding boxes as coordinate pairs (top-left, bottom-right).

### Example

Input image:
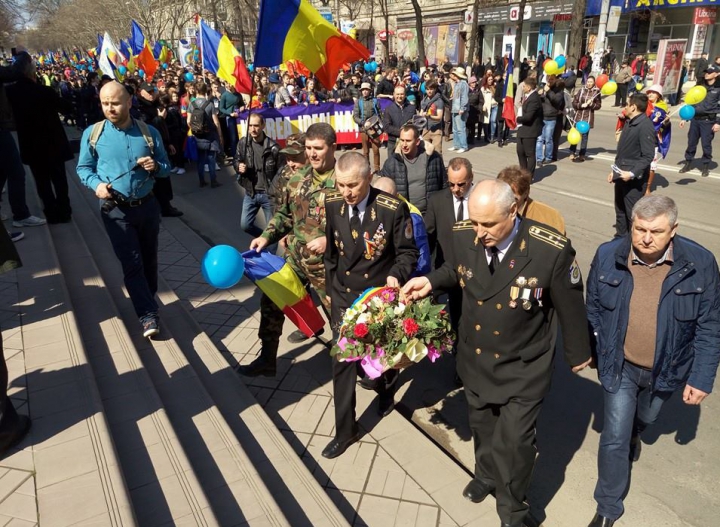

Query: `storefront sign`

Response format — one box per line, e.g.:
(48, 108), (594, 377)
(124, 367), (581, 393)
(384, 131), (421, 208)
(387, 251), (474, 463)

(588, 0), (720, 15)
(693, 6), (716, 24)
(479, 0), (574, 23)
(690, 25), (709, 58)
(653, 39), (688, 97)
(607, 6), (622, 33)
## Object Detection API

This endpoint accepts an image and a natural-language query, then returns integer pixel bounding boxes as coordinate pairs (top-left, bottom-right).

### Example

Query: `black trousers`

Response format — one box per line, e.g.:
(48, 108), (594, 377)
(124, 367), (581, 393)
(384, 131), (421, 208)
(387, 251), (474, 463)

(516, 137), (537, 177)
(552, 116), (563, 160)
(684, 119), (715, 164)
(613, 178), (645, 238)
(28, 158), (71, 220)
(153, 177), (174, 212)
(465, 387), (543, 526)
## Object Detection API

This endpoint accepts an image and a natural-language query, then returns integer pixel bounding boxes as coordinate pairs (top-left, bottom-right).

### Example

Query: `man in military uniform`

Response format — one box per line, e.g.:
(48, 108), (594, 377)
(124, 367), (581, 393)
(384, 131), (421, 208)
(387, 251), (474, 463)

(239, 124), (336, 377)
(323, 152), (418, 459)
(403, 179), (592, 527)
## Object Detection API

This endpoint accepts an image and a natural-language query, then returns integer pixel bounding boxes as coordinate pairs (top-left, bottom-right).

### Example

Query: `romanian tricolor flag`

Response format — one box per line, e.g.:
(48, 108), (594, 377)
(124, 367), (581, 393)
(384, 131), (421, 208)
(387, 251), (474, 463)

(502, 55), (517, 130)
(242, 251), (325, 338)
(200, 20), (252, 94)
(254, 0), (370, 90)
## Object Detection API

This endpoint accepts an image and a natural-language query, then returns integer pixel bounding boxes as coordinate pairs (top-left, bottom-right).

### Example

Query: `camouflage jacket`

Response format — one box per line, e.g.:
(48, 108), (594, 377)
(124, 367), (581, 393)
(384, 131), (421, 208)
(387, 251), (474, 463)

(267, 163), (297, 210)
(261, 165), (336, 266)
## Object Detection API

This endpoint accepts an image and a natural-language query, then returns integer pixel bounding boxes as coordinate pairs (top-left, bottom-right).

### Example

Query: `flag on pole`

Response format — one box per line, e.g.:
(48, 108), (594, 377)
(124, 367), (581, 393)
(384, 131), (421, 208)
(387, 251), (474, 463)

(254, 0), (370, 90)
(120, 40), (132, 60)
(129, 20), (145, 56)
(97, 34), (104, 53)
(98, 32), (126, 79)
(241, 251), (325, 338)
(177, 39), (194, 67)
(153, 41), (162, 60)
(137, 43), (157, 79)
(502, 56), (517, 130)
(199, 20), (252, 94)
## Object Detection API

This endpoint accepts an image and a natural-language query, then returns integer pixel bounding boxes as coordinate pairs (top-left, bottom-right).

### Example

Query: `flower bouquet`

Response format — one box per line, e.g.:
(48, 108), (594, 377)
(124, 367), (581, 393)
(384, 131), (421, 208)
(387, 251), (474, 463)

(331, 287), (455, 380)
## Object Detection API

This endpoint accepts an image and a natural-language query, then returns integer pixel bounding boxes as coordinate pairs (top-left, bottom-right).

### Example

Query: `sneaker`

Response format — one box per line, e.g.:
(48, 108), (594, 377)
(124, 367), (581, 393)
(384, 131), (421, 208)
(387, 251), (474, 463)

(141, 316), (160, 338)
(455, 148), (467, 154)
(204, 164), (210, 172)
(170, 167), (179, 173)
(447, 146), (457, 152)
(176, 168), (186, 175)
(8, 231), (24, 242)
(13, 215), (47, 227)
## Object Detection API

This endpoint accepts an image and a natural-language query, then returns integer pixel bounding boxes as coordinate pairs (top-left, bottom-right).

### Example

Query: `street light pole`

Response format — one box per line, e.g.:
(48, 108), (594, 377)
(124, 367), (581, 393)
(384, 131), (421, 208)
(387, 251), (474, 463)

(593, 0), (610, 73)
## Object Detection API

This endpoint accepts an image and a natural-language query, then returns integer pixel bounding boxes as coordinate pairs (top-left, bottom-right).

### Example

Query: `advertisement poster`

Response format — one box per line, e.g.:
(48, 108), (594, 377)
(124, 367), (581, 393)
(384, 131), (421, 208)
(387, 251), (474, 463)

(502, 25), (517, 59)
(446, 25), (459, 64)
(424, 26), (438, 64)
(654, 39), (687, 97)
(396, 25), (461, 64)
(436, 25), (449, 63)
(236, 100), (393, 146)
(395, 28), (417, 59)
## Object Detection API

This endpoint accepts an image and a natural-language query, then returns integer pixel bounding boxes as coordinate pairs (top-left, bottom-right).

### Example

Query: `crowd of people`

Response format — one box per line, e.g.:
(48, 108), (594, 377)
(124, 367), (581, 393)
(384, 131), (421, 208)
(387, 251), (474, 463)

(0, 43), (719, 527)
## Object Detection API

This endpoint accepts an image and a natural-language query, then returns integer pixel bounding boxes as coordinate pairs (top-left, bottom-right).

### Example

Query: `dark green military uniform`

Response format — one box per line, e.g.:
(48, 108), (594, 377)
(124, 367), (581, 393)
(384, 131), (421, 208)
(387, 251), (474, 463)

(325, 187), (419, 442)
(428, 218), (591, 526)
(257, 165), (335, 349)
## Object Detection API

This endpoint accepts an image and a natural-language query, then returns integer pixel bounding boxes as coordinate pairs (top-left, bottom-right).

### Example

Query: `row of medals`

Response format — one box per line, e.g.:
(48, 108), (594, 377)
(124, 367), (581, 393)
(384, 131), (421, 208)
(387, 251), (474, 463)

(510, 276), (542, 310)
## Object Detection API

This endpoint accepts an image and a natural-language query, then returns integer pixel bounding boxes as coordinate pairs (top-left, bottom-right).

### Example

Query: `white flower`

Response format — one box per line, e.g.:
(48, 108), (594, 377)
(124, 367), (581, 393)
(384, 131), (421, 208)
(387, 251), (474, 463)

(371, 297), (384, 309)
(393, 303), (406, 316)
(357, 313), (370, 325)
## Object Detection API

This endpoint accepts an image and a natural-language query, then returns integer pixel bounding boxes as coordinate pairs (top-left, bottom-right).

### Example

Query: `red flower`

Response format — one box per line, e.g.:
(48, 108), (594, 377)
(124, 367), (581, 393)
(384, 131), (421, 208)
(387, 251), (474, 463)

(403, 318), (420, 337)
(354, 323), (369, 338)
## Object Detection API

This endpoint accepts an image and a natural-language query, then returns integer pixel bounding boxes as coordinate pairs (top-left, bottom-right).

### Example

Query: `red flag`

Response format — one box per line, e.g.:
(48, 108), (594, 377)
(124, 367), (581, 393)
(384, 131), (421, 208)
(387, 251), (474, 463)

(233, 55), (252, 94)
(137, 43), (157, 79)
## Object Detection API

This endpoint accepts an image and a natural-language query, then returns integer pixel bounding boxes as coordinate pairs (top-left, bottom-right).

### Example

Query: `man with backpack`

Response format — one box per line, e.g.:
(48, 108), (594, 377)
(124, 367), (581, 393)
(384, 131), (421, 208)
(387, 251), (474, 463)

(76, 81), (171, 339)
(187, 81), (224, 188)
(353, 82), (382, 172)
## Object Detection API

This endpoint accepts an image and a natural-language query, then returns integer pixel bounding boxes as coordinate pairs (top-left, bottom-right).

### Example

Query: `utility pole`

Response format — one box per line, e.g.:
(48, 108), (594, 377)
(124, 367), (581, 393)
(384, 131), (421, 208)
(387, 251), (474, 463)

(593, 0), (610, 73)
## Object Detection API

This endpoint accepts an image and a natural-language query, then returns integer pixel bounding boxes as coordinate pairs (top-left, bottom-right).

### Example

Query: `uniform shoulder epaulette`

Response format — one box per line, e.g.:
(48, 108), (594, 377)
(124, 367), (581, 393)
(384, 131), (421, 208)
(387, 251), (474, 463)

(529, 225), (567, 250)
(376, 193), (400, 211)
(452, 220), (474, 231)
(325, 190), (344, 203)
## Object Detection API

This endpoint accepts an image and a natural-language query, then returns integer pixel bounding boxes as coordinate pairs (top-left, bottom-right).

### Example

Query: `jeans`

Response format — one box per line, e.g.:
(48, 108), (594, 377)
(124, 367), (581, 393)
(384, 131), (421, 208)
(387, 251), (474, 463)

(196, 148), (217, 183)
(536, 119), (556, 162)
(240, 192), (274, 237)
(0, 130), (31, 221)
(226, 116), (239, 158)
(452, 112), (468, 150)
(101, 196), (161, 319)
(595, 361), (672, 520)
(569, 131), (590, 157)
(489, 106), (498, 140)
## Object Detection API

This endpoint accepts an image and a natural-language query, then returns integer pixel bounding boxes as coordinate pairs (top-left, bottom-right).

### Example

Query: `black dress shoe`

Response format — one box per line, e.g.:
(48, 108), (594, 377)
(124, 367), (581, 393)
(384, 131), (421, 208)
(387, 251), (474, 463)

(678, 161), (692, 174)
(358, 377), (377, 390)
(462, 478), (494, 503)
(199, 181), (208, 188)
(701, 165), (710, 177)
(322, 432), (360, 459)
(161, 207), (184, 217)
(0, 415), (31, 460)
(236, 356), (277, 377)
(287, 327), (324, 343)
(378, 398), (394, 417)
(210, 181), (222, 188)
(588, 513), (615, 527)
(629, 434), (642, 462)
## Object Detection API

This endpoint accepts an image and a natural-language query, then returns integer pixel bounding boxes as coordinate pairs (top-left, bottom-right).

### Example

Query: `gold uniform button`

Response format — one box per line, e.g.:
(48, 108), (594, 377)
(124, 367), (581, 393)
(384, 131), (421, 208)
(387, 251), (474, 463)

(475, 324), (481, 331)
(496, 303), (502, 310)
(364, 273), (369, 279)
(494, 353), (500, 359)
(477, 301), (484, 306)
(345, 271), (350, 276)
(346, 287), (351, 293)
(493, 331), (500, 336)
(475, 348), (481, 355)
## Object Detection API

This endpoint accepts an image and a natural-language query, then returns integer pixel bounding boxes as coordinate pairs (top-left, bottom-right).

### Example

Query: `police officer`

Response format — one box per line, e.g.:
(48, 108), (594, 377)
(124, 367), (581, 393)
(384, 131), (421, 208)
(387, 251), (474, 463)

(403, 179), (592, 527)
(77, 81), (171, 338)
(323, 152), (418, 459)
(679, 64), (720, 178)
(239, 124), (337, 377)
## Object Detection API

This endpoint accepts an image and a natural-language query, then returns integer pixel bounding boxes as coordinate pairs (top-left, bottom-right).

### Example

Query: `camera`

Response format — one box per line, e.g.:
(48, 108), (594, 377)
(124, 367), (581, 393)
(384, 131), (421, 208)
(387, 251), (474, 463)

(101, 188), (126, 214)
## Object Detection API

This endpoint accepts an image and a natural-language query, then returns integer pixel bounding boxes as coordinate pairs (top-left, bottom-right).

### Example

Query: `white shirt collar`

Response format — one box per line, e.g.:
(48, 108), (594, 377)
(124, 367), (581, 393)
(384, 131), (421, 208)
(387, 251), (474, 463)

(485, 218), (521, 263)
(349, 191), (371, 222)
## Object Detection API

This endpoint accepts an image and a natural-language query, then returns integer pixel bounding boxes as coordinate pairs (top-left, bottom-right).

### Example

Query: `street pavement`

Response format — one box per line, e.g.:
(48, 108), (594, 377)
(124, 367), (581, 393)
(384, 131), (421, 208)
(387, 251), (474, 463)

(157, 104), (719, 527)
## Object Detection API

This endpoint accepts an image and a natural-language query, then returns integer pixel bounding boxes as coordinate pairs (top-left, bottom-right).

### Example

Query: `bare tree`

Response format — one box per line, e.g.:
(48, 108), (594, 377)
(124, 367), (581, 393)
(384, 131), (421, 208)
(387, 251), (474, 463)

(376, 0), (390, 63)
(567, 0), (588, 71)
(408, 0), (425, 66)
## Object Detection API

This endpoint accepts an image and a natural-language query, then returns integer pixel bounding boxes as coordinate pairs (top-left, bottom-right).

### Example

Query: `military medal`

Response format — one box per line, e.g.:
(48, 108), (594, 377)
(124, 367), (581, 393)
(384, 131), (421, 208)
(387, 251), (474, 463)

(459, 278), (466, 288)
(509, 259), (515, 269)
(522, 300), (532, 311)
(527, 277), (539, 287)
(509, 286), (520, 309)
(521, 287), (532, 311)
(516, 277), (527, 287)
(533, 287), (544, 307)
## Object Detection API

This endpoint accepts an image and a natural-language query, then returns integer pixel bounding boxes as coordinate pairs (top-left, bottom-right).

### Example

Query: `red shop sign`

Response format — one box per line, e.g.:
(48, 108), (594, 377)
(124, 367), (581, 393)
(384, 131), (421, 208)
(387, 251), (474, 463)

(693, 7), (716, 25)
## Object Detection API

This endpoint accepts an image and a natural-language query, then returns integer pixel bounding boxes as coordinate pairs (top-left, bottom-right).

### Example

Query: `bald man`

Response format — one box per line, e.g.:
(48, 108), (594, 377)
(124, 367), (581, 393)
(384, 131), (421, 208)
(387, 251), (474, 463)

(404, 179), (591, 527)
(77, 81), (172, 338)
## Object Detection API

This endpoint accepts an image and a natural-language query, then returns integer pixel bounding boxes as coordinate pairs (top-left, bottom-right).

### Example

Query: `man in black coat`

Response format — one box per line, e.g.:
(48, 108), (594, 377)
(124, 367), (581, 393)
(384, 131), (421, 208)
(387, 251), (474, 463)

(515, 76), (544, 178)
(382, 86), (416, 154)
(6, 52), (73, 223)
(403, 179), (592, 527)
(323, 152), (418, 459)
(608, 92), (656, 238)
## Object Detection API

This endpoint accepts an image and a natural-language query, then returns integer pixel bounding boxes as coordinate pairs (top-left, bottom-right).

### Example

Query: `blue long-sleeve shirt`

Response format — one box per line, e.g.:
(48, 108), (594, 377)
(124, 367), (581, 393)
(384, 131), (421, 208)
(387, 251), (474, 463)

(76, 119), (171, 199)
(451, 79), (469, 113)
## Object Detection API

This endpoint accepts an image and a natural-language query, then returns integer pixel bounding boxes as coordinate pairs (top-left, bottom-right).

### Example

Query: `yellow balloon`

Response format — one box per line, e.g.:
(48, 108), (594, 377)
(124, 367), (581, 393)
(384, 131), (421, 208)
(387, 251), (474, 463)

(601, 82), (618, 95)
(685, 85), (707, 105)
(567, 128), (581, 145)
(544, 60), (559, 74)
(635, 83), (644, 91)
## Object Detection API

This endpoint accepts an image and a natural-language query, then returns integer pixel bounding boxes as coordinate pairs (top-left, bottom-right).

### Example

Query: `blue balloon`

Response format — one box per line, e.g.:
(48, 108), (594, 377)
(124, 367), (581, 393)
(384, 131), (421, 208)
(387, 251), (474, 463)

(576, 120), (590, 134)
(138, 69), (145, 78)
(88, 66), (93, 72)
(185, 72), (194, 82)
(248, 64), (254, 72)
(201, 245), (245, 289)
(364, 63), (371, 72)
(162, 63), (168, 69)
(679, 105), (695, 120)
(118, 65), (127, 75)
(554, 55), (566, 68)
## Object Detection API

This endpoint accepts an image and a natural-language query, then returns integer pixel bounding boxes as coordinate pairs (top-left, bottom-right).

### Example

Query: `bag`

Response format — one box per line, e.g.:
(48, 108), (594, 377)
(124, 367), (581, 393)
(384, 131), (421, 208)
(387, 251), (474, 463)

(89, 118), (154, 156)
(189, 99), (212, 137)
(615, 129), (622, 143)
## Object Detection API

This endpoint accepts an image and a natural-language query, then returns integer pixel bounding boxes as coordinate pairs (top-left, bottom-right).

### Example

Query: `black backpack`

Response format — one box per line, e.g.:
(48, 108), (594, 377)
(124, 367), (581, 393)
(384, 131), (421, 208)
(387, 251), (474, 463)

(189, 99), (212, 137)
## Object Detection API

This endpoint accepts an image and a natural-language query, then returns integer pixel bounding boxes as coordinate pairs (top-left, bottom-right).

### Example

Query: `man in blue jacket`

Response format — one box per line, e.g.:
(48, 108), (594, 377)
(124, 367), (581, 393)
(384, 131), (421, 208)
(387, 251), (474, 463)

(585, 195), (720, 527)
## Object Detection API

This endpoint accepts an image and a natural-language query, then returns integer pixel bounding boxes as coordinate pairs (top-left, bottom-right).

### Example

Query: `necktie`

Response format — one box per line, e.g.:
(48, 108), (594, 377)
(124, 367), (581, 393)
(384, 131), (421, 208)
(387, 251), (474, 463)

(456, 198), (464, 222)
(350, 205), (361, 243)
(489, 247), (500, 275)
